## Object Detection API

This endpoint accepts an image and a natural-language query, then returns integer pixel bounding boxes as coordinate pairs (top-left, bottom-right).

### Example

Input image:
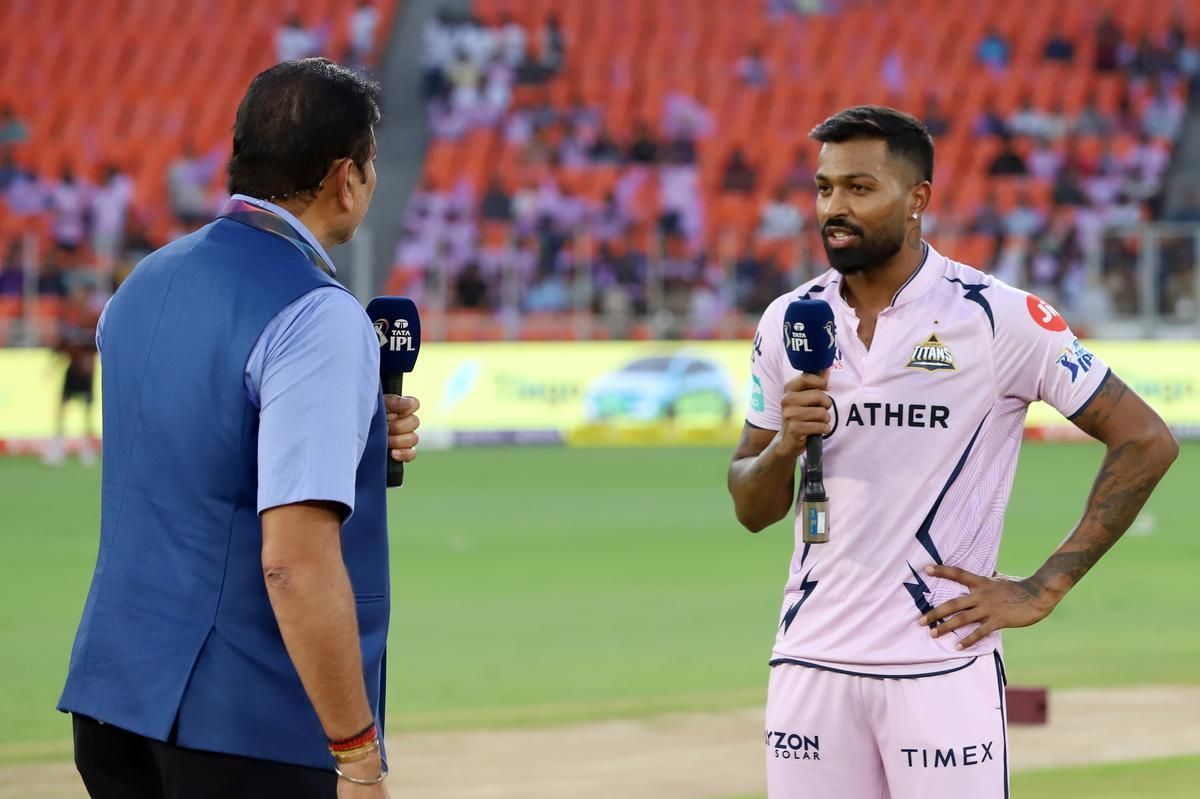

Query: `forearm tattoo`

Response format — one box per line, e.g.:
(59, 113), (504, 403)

(1026, 377), (1168, 597)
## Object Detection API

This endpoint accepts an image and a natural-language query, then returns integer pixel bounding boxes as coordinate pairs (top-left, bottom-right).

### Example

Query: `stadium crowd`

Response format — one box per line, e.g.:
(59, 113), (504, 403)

(0, 2), (386, 347)
(1, 0), (1198, 347)
(391, 1), (1200, 336)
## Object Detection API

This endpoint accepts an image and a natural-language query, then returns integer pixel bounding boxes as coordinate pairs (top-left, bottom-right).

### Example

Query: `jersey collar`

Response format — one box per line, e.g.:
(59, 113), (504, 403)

(888, 241), (944, 308)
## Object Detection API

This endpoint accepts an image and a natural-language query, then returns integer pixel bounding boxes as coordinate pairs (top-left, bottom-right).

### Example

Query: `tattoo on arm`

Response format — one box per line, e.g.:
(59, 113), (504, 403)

(1071, 373), (1128, 433)
(1026, 375), (1172, 598)
(905, 225), (922, 251)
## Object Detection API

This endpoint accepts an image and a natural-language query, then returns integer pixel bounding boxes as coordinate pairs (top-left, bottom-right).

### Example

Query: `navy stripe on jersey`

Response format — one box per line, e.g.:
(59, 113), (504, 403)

(914, 412), (991, 565)
(993, 652), (1011, 798)
(768, 655), (978, 680)
(946, 277), (995, 336)
(1067, 367), (1113, 421)
(780, 565), (819, 633)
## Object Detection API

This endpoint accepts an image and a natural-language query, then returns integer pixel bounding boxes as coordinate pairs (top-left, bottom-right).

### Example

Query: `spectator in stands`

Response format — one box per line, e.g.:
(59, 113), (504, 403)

(1043, 31), (1075, 63)
(1007, 95), (1066, 139)
(448, 48), (483, 118)
(49, 166), (89, 254)
(1027, 136), (1064, 181)
(4, 160), (44, 216)
(594, 192), (630, 242)
(525, 271), (570, 311)
(498, 13), (527, 68)
(1004, 191), (1045, 237)
(973, 99), (1008, 138)
(969, 192), (1006, 238)
(1074, 91), (1115, 136)
(1142, 81), (1185, 141)
(663, 126), (699, 165)
(1131, 33), (1170, 80)
(480, 178), (513, 221)
(992, 234), (1031, 287)
(627, 121), (660, 165)
(1052, 165), (1088, 207)
(659, 166), (701, 242)
(988, 136), (1028, 176)
(0, 148), (20, 190)
(737, 46), (770, 89)
(0, 241), (22, 297)
(922, 94), (950, 137)
(168, 142), (221, 227)
(589, 125), (622, 163)
(276, 14), (320, 62)
(91, 164), (134, 270)
(481, 55), (514, 122)
(37, 247), (68, 297)
(880, 48), (905, 95)
(455, 262), (491, 309)
(782, 146), (814, 192)
(540, 15), (565, 74)
(0, 105), (28, 145)
(721, 148), (757, 194)
(1094, 12), (1123, 72)
(976, 27), (1010, 70)
(348, 1), (380, 68)
(758, 186), (804, 240)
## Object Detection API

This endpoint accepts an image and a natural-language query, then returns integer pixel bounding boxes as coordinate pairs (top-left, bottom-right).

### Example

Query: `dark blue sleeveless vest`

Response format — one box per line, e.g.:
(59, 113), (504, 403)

(58, 215), (390, 770)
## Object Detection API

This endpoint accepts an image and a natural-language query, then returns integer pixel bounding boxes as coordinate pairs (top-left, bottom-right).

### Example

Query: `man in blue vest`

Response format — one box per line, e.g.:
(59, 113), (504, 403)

(59, 58), (418, 798)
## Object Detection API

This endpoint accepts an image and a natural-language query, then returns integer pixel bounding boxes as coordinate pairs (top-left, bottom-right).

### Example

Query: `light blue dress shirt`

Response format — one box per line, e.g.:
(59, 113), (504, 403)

(98, 195), (380, 518)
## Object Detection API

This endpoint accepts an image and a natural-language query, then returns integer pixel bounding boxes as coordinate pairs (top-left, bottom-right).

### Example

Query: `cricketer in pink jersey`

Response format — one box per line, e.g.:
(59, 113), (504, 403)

(728, 106), (1178, 799)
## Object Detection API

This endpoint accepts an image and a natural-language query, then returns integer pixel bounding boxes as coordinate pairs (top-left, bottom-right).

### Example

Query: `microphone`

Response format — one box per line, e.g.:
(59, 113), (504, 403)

(782, 299), (837, 544)
(366, 296), (421, 487)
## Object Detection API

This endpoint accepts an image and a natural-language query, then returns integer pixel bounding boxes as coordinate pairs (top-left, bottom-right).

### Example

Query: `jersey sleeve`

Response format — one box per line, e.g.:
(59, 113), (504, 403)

(996, 290), (1110, 419)
(745, 296), (790, 431)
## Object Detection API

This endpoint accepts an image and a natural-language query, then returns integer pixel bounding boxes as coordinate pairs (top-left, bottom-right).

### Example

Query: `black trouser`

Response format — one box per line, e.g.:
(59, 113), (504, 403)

(72, 714), (337, 799)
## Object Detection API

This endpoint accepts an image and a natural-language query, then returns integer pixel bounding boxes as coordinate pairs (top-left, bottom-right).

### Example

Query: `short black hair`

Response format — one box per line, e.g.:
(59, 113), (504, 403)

(227, 58), (381, 201)
(809, 105), (934, 183)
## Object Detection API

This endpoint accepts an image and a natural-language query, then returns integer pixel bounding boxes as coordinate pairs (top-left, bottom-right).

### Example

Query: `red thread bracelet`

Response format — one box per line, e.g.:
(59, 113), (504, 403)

(329, 723), (377, 752)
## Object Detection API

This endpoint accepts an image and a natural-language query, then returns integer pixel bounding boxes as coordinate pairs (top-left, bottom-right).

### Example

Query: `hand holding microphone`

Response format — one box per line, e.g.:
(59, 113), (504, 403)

(366, 297), (421, 488)
(781, 299), (837, 544)
(777, 372), (832, 459)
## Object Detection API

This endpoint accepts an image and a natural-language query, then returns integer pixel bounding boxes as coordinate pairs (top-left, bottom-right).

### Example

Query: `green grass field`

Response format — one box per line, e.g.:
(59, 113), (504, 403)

(2, 442), (1197, 783)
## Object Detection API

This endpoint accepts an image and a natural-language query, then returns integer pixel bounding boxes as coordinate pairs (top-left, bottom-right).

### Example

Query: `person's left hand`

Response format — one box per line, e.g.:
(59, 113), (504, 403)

(385, 395), (420, 463)
(919, 565), (1060, 649)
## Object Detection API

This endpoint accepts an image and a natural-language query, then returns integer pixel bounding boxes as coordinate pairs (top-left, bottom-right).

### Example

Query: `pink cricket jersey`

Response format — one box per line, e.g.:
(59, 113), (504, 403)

(746, 243), (1109, 675)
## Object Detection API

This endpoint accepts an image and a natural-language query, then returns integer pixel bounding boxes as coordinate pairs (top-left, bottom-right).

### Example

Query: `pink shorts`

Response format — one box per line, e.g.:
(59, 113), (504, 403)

(765, 653), (1009, 799)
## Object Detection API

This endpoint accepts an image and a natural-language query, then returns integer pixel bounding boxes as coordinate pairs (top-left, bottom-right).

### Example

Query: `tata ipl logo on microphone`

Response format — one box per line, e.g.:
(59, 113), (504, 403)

(784, 320), (835, 358)
(374, 317), (415, 352)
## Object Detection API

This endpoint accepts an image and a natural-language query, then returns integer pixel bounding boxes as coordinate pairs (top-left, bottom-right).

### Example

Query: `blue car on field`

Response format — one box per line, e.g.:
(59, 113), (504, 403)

(584, 353), (735, 422)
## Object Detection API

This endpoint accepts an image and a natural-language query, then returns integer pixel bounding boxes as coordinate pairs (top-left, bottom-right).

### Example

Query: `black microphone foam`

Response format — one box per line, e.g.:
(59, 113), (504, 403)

(366, 296), (421, 487)
(783, 299), (836, 374)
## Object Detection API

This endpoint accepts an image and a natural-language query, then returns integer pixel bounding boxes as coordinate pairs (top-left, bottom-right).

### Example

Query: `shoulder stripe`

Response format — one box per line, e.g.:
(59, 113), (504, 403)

(946, 277), (995, 336)
(1066, 368), (1113, 421)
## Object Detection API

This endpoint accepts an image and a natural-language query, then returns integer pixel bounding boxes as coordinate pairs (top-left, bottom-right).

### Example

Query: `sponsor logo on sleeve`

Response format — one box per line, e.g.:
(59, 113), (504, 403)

(751, 331), (763, 364)
(750, 375), (765, 412)
(1026, 294), (1068, 332)
(1056, 337), (1095, 383)
(905, 333), (956, 371)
